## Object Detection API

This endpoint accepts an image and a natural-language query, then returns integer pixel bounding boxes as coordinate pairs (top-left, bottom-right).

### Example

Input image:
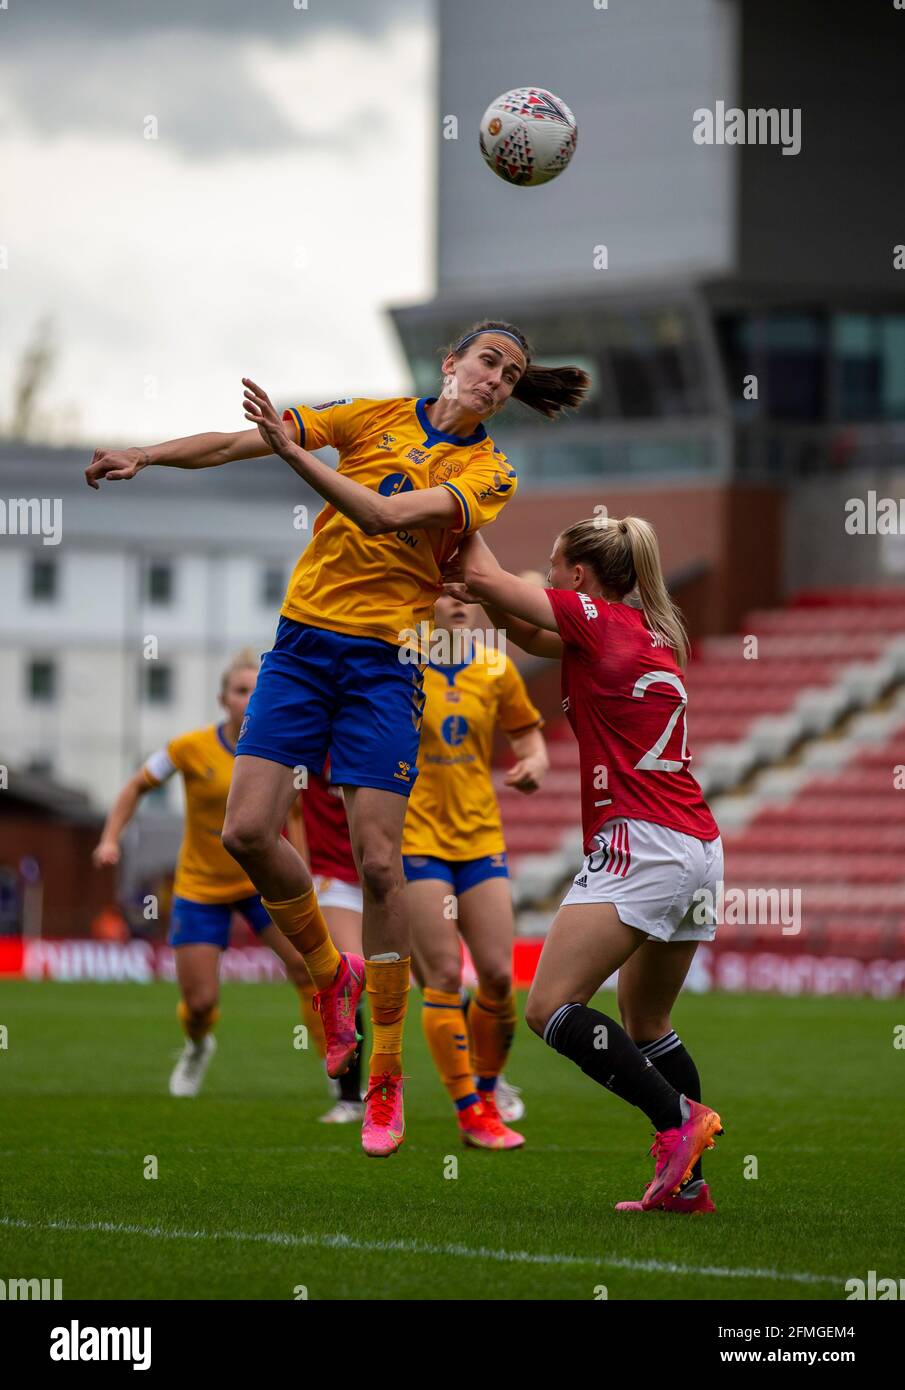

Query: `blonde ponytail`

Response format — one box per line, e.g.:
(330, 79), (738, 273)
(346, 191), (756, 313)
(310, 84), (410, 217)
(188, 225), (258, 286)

(558, 515), (689, 668)
(620, 517), (689, 669)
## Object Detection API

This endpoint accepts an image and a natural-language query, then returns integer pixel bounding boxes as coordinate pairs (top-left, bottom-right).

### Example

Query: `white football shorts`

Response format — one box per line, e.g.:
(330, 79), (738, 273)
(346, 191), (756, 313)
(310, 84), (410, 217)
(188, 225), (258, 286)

(560, 817), (724, 944)
(313, 874), (363, 915)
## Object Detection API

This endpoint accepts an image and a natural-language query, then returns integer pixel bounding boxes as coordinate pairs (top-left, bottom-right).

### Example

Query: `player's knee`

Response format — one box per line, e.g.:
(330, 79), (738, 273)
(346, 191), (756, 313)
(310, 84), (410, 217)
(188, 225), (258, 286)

(476, 967), (511, 1001)
(184, 988), (218, 1016)
(425, 960), (462, 995)
(524, 990), (554, 1038)
(221, 814), (270, 865)
(358, 851), (397, 904)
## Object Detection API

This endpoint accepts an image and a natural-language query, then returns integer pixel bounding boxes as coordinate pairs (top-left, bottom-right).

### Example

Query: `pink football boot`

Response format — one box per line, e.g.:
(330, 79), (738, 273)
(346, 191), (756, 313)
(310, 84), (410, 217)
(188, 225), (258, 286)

(362, 1071), (406, 1158)
(641, 1098), (723, 1209)
(313, 952), (365, 1079)
(458, 1094), (525, 1150)
(616, 1179), (716, 1214)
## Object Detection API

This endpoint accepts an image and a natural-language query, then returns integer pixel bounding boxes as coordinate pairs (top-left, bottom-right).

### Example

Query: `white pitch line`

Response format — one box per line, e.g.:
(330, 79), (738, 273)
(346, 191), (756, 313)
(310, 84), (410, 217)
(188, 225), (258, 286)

(0, 1216), (840, 1286)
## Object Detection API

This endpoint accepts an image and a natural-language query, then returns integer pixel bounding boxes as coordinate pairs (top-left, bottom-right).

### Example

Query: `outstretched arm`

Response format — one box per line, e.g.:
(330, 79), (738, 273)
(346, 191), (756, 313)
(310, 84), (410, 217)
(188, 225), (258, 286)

(243, 378), (460, 535)
(447, 532), (561, 638)
(85, 427), (269, 488)
(475, 594), (563, 659)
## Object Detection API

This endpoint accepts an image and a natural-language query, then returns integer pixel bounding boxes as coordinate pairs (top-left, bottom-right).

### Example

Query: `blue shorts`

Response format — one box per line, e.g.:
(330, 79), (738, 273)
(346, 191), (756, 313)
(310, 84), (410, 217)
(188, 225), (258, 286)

(237, 618), (425, 797)
(402, 853), (510, 895)
(168, 894), (271, 949)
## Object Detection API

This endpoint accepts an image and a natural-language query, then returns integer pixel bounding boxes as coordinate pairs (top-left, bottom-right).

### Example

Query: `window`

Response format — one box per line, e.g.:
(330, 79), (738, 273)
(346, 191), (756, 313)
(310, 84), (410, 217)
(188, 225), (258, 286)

(28, 659), (57, 703)
(833, 314), (880, 421)
(143, 664), (173, 704)
(880, 316), (905, 420)
(30, 558), (57, 602)
(764, 313), (826, 421)
(261, 565), (285, 605)
(146, 562), (173, 605)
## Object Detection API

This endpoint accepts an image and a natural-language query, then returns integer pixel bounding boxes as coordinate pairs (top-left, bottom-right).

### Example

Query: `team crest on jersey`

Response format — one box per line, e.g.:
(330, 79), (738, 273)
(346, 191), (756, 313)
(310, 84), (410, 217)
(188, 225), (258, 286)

(429, 459), (464, 486)
(407, 447), (430, 465)
(312, 397), (354, 410)
(377, 433), (397, 451)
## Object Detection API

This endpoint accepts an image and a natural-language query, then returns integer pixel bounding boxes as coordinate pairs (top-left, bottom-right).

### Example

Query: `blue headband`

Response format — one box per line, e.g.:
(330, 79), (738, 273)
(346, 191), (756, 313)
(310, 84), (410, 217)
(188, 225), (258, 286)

(454, 328), (528, 358)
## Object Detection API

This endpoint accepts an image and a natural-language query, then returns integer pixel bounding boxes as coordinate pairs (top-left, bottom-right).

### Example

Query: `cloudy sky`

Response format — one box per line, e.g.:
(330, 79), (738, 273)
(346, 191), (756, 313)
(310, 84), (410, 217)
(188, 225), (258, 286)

(0, 0), (434, 445)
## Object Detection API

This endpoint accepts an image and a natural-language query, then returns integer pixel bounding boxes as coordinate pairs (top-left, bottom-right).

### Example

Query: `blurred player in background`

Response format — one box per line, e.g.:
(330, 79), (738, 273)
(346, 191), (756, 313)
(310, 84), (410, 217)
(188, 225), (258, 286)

(92, 652), (311, 1097)
(286, 766), (365, 1124)
(446, 519), (724, 1213)
(403, 593), (547, 1150)
(86, 321), (589, 1156)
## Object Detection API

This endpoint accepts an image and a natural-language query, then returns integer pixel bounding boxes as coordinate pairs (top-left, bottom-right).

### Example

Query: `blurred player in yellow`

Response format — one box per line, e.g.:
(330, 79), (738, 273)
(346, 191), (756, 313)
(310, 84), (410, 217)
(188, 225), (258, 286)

(403, 593), (548, 1149)
(92, 651), (310, 1097)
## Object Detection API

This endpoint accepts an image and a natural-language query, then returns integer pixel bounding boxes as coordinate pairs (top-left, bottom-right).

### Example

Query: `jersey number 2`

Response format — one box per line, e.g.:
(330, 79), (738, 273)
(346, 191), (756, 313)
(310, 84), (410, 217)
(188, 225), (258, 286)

(631, 670), (689, 772)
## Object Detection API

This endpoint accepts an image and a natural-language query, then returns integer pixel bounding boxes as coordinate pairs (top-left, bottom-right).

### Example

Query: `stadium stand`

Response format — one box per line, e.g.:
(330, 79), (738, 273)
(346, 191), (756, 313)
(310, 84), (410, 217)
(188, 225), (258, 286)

(497, 590), (905, 929)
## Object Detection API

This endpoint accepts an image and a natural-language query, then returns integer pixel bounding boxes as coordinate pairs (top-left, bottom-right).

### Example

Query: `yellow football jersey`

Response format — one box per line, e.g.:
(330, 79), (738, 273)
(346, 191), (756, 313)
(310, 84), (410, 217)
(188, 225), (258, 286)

(402, 650), (543, 861)
(280, 396), (517, 647)
(143, 724), (254, 904)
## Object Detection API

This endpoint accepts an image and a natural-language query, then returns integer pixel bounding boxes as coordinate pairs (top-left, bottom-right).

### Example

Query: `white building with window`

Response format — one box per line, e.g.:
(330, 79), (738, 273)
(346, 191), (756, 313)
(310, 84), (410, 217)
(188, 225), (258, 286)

(0, 442), (320, 807)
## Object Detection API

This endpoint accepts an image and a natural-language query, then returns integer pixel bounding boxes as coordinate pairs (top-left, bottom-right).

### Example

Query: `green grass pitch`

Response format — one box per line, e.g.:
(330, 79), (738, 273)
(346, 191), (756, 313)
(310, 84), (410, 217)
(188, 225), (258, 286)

(0, 981), (899, 1301)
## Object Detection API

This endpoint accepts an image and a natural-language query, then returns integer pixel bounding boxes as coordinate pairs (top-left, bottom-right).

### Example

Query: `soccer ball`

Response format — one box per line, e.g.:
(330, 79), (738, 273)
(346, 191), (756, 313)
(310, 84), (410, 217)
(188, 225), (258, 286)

(479, 87), (577, 187)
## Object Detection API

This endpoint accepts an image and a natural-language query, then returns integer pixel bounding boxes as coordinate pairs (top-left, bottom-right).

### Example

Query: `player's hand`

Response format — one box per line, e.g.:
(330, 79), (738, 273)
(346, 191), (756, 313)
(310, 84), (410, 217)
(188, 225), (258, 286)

(504, 756), (546, 795)
(441, 579), (482, 604)
(92, 839), (121, 868)
(242, 377), (291, 456)
(85, 447), (148, 489)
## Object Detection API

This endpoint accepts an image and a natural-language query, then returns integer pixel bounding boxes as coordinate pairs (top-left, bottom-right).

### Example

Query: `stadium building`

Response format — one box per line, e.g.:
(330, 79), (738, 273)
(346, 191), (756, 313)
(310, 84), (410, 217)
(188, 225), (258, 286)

(391, 0), (905, 632)
(0, 444), (316, 804)
(389, 0), (905, 975)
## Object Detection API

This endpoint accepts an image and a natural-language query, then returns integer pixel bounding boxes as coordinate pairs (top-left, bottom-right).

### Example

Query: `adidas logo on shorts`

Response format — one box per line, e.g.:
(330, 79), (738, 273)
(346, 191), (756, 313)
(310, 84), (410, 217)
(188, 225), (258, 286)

(574, 873), (588, 887)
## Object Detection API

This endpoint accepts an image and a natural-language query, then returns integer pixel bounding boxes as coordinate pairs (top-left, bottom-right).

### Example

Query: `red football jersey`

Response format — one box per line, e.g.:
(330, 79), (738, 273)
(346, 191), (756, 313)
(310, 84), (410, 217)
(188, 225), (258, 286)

(546, 588), (719, 853)
(300, 765), (359, 885)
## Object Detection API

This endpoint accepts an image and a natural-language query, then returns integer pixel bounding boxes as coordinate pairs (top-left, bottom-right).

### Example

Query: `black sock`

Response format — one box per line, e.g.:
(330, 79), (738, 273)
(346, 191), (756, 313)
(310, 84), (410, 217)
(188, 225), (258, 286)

(544, 1004), (683, 1132)
(339, 1006), (365, 1103)
(638, 1031), (703, 1181)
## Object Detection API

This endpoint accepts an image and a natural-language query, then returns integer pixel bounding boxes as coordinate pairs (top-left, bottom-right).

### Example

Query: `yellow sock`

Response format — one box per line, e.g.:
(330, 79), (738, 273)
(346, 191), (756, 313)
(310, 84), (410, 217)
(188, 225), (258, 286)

(297, 981), (326, 1059)
(366, 955), (410, 1077)
(262, 888), (341, 991)
(421, 988), (476, 1106)
(468, 989), (517, 1080)
(178, 1000), (220, 1043)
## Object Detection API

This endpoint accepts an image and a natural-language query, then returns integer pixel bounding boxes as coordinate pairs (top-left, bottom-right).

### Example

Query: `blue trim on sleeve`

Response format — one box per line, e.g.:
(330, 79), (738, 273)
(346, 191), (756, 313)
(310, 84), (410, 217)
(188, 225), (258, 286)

(443, 482), (471, 533)
(285, 406), (305, 446)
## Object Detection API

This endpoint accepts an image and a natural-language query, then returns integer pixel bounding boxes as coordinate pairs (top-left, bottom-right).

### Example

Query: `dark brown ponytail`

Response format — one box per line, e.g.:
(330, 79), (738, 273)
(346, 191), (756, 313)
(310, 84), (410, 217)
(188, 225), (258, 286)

(447, 320), (590, 420)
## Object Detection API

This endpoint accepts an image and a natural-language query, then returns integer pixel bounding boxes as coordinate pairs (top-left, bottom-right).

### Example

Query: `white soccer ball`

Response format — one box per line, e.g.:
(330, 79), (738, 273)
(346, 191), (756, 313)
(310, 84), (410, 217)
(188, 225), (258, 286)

(479, 87), (578, 187)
